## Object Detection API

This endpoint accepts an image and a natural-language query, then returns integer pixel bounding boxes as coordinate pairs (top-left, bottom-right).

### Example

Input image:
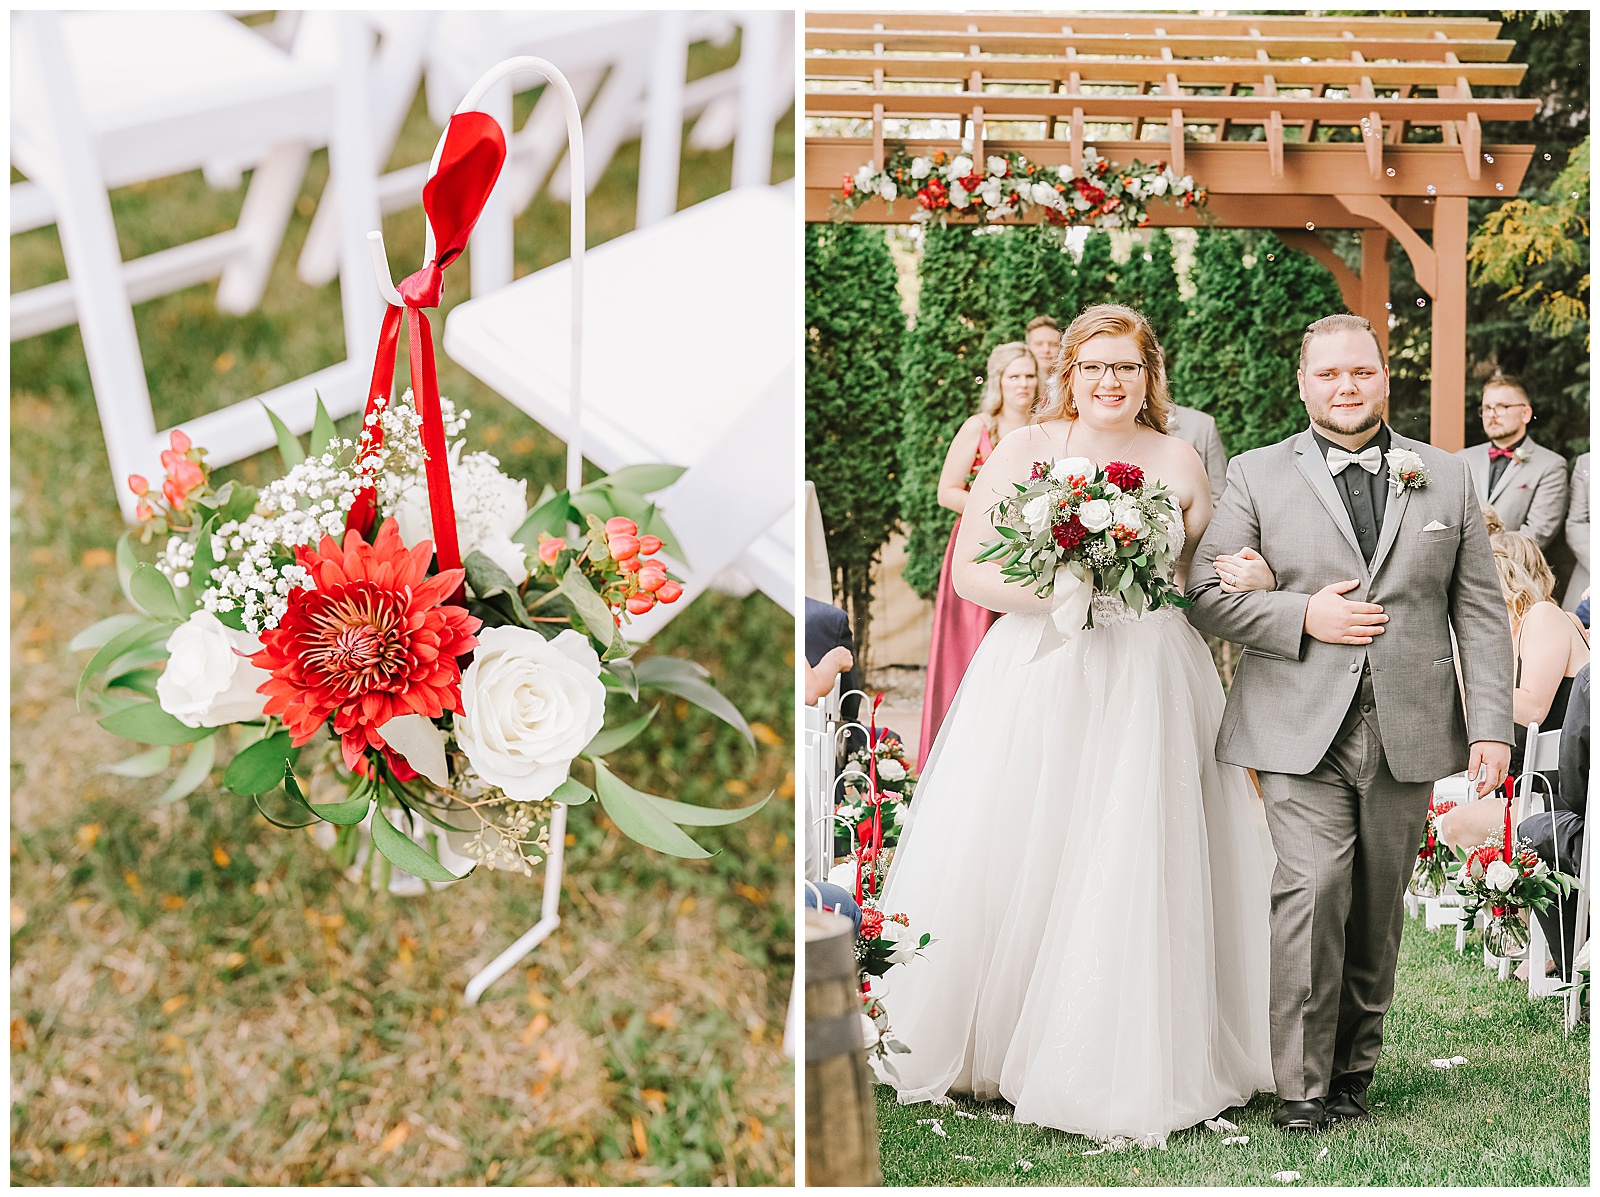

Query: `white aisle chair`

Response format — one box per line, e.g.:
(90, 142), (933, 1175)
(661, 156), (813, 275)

(10, 10), (384, 520)
(1567, 828), (1589, 1032)
(1511, 726), (1566, 993)
(442, 184), (797, 631)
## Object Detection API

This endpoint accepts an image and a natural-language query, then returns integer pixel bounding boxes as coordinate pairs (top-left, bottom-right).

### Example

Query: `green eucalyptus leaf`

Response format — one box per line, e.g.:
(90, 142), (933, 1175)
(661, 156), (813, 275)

(99, 745), (172, 778)
(593, 463), (686, 494)
(190, 517), (221, 595)
(560, 564), (627, 659)
(116, 530), (141, 608)
(513, 488), (573, 552)
(552, 777), (596, 806)
(602, 657), (639, 701)
(218, 483), (260, 525)
(129, 564), (182, 620)
(260, 402), (306, 469)
(106, 667), (162, 700)
(644, 790), (770, 826)
(583, 705), (658, 757)
(157, 735), (217, 804)
(634, 657), (752, 746)
(370, 806), (465, 882)
(223, 730), (300, 797)
(591, 759), (710, 859)
(309, 392), (338, 456)
(298, 776), (374, 826)
(98, 702), (220, 746)
(464, 550), (520, 601)
(70, 613), (148, 655)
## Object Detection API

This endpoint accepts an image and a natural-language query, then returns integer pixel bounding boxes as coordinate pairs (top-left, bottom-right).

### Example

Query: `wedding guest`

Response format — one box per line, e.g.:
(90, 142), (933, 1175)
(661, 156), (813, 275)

(1025, 315), (1062, 384)
(805, 880), (864, 936)
(806, 598), (861, 713)
(917, 342), (1038, 770)
(1456, 373), (1568, 550)
(1481, 503), (1505, 536)
(1169, 404), (1229, 503)
(1563, 452), (1590, 611)
(1516, 663), (1587, 980)
(1437, 532), (1589, 850)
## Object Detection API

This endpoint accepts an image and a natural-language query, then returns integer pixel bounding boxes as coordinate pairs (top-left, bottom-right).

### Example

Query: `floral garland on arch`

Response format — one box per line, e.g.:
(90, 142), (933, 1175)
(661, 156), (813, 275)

(834, 145), (1206, 229)
(76, 399), (765, 891)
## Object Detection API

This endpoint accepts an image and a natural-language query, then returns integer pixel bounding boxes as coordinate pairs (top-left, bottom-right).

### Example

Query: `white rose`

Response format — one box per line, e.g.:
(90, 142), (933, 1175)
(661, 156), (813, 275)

(948, 155), (973, 178)
(157, 610), (269, 728)
(985, 203), (1014, 223)
(854, 165), (876, 192)
(987, 155), (1008, 177)
(1077, 498), (1114, 532)
(877, 757), (907, 782)
(1056, 163), (1077, 183)
(1073, 193), (1091, 212)
(910, 157), (932, 180)
(879, 918), (918, 964)
(1386, 448), (1426, 475)
(1021, 495), (1055, 536)
(878, 178), (898, 202)
(949, 183), (970, 209)
(1178, 176), (1194, 193)
(1485, 860), (1518, 892)
(827, 860), (859, 892)
(1148, 174), (1169, 197)
(1113, 502), (1145, 534)
(891, 801), (909, 826)
(1049, 457), (1096, 484)
(1030, 181), (1062, 207)
(455, 627), (606, 802)
(474, 534), (531, 589)
(978, 179), (1004, 207)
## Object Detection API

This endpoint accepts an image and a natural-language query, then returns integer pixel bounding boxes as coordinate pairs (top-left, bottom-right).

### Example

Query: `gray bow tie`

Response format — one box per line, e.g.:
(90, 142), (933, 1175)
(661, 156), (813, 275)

(1327, 445), (1382, 475)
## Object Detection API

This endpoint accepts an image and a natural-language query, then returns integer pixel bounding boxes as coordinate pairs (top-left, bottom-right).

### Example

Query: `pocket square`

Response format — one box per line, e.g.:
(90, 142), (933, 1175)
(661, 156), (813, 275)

(1422, 520), (1450, 532)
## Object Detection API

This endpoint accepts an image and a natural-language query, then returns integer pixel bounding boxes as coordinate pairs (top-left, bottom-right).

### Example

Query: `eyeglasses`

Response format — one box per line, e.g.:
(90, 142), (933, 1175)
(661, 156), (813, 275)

(1071, 361), (1145, 382)
(1480, 403), (1530, 417)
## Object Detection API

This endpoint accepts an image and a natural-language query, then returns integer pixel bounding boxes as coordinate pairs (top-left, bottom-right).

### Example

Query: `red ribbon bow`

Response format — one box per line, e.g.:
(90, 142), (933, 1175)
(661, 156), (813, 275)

(346, 111), (508, 595)
(854, 692), (888, 905)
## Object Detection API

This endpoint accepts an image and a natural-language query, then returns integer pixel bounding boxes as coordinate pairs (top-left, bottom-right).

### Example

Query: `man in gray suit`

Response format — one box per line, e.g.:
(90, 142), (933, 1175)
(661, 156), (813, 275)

(1169, 404), (1229, 503)
(1187, 315), (1513, 1135)
(1563, 451), (1589, 611)
(1456, 373), (1568, 550)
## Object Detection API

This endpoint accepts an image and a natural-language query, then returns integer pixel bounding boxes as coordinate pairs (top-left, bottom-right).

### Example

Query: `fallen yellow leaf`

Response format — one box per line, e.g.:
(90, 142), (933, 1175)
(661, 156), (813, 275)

(213, 351), (236, 374)
(640, 1088), (667, 1112)
(222, 952), (246, 969)
(772, 831), (788, 852)
(747, 1115), (764, 1141)
(511, 436), (537, 455)
(162, 1033), (184, 1051)
(159, 895), (186, 911)
(80, 548), (114, 569)
(648, 1005), (678, 1029)
(750, 721), (784, 748)
(779, 771), (796, 798)
(10, 903), (25, 931)
(724, 778), (750, 796)
(733, 882), (765, 904)
(64, 1143), (87, 1163)
(162, 995), (188, 1014)
(485, 1160), (501, 1183)
(123, 871), (142, 895)
(520, 1013), (551, 1045)
(632, 1116), (648, 1157)
(75, 824), (101, 850)
(378, 1122), (410, 1153)
(211, 846), (230, 868)
(676, 896), (696, 917)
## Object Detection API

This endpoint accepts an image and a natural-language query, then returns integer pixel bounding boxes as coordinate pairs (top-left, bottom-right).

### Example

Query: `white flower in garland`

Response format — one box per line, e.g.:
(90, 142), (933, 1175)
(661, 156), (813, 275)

(910, 156), (932, 179)
(878, 178), (897, 202)
(1148, 174), (1170, 197)
(987, 155), (1008, 177)
(853, 164), (876, 193)
(948, 154), (973, 178)
(1057, 163), (1077, 183)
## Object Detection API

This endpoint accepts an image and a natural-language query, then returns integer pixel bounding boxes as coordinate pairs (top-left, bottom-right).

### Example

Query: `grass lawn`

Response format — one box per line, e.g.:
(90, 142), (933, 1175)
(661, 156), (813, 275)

(11, 35), (797, 1186)
(874, 917), (1587, 1186)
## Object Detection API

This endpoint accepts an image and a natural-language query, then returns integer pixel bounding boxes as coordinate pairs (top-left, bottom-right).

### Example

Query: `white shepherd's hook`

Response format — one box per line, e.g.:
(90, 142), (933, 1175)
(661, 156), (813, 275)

(368, 56), (587, 498)
(367, 57), (587, 1006)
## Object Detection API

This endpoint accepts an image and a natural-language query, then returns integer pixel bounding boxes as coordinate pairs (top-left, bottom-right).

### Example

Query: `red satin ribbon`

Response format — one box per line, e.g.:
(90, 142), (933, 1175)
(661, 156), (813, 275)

(1502, 776), (1515, 863)
(855, 693), (888, 906)
(346, 111), (507, 599)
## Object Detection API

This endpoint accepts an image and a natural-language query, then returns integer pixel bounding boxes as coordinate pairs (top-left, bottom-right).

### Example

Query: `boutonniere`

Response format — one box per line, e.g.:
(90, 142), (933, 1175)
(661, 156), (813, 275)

(1386, 448), (1430, 495)
(1512, 443), (1531, 465)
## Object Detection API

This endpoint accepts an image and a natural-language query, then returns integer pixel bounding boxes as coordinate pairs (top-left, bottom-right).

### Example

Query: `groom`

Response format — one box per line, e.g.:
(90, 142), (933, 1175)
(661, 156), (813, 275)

(1187, 314), (1513, 1134)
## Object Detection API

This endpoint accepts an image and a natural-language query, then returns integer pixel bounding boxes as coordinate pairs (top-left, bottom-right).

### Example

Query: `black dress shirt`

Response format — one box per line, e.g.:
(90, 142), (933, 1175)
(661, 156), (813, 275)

(1487, 432), (1527, 496)
(1312, 423), (1390, 562)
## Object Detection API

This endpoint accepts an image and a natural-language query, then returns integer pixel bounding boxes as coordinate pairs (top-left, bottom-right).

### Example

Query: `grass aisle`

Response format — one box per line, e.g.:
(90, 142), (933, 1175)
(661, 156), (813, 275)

(875, 918), (1588, 1186)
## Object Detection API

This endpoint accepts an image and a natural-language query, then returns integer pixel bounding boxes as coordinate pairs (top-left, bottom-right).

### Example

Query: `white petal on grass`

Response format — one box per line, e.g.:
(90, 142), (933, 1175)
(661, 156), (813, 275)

(1016, 1160), (1034, 1172)
(1080, 1148), (1106, 1157)
(954, 1110), (979, 1120)
(916, 1118), (947, 1138)
(1205, 1116), (1240, 1133)
(1317, 1147), (1329, 1160)
(954, 1155), (976, 1162)
(988, 1113), (1011, 1122)
(1272, 1171), (1302, 1183)
(1222, 1135), (1249, 1146)
(1450, 1055), (1468, 1065)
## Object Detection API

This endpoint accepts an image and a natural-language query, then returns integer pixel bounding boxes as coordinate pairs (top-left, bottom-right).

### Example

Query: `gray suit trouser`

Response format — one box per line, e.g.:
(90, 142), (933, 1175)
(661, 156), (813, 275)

(1256, 667), (1434, 1101)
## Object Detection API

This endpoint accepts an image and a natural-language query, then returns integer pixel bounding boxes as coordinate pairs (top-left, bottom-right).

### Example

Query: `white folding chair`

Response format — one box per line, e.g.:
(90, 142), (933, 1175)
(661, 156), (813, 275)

(442, 184), (797, 630)
(1512, 725), (1566, 995)
(10, 10), (384, 520)
(1567, 831), (1589, 1031)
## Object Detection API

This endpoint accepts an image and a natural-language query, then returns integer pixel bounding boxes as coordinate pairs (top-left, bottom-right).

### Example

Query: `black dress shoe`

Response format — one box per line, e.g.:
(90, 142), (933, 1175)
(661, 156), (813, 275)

(1324, 1085), (1369, 1124)
(1273, 1098), (1326, 1134)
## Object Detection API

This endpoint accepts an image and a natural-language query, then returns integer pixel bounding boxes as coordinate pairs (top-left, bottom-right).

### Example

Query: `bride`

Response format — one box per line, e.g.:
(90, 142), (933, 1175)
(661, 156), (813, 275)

(874, 304), (1273, 1146)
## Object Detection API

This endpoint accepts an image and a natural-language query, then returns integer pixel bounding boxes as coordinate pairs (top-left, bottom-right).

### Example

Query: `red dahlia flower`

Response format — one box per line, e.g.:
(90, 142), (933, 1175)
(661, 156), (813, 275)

(1105, 461), (1145, 491)
(1053, 515), (1087, 552)
(252, 519), (481, 770)
(859, 909), (885, 940)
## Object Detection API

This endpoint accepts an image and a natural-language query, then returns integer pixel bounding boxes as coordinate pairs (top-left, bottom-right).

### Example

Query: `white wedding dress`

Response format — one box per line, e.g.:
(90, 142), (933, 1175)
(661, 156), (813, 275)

(875, 512), (1273, 1146)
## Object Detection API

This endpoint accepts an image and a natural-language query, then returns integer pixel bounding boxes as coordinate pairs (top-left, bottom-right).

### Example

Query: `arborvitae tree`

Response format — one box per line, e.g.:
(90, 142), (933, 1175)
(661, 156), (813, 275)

(1071, 231), (1117, 317)
(898, 224), (996, 599)
(804, 223), (906, 659)
(1116, 230), (1185, 379)
(1170, 229), (1259, 450)
(989, 224), (1078, 345)
(1237, 232), (1348, 450)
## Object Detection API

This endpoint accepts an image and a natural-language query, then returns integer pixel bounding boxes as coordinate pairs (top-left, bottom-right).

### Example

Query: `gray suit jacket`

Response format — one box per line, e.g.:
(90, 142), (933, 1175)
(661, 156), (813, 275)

(1563, 452), (1589, 611)
(1456, 435), (1568, 549)
(1169, 404), (1228, 503)
(1187, 426), (1514, 783)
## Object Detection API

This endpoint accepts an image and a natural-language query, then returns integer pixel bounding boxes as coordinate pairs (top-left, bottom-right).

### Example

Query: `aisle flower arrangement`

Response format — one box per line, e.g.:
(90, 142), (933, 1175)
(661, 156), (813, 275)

(1455, 832), (1575, 960)
(835, 729), (918, 859)
(75, 400), (763, 888)
(1408, 795), (1458, 899)
(857, 907), (931, 1080)
(976, 457), (1191, 628)
(834, 145), (1206, 230)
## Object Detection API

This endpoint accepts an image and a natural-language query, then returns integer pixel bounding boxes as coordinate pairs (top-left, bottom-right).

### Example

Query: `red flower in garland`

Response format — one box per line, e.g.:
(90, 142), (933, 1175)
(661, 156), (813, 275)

(1053, 515), (1087, 552)
(1105, 461), (1145, 491)
(1075, 177), (1107, 206)
(918, 178), (948, 210)
(252, 519), (481, 771)
(859, 909), (885, 940)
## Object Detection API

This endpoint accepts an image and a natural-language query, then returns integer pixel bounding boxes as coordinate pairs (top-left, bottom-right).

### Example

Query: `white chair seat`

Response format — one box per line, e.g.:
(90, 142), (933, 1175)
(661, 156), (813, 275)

(443, 185), (795, 623)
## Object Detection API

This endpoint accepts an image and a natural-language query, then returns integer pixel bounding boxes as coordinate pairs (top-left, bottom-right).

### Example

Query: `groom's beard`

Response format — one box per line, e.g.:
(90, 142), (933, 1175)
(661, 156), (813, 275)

(1308, 404), (1383, 439)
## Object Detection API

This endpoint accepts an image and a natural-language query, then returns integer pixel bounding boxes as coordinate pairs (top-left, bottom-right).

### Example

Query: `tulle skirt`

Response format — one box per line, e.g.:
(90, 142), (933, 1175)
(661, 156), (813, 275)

(876, 605), (1274, 1146)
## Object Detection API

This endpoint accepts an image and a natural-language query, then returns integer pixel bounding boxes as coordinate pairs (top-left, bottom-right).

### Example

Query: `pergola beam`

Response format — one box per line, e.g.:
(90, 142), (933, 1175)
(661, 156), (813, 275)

(810, 11), (1503, 41)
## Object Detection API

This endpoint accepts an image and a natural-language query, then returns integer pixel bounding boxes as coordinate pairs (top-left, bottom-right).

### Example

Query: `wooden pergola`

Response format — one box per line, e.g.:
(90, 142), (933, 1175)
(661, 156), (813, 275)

(805, 10), (1542, 450)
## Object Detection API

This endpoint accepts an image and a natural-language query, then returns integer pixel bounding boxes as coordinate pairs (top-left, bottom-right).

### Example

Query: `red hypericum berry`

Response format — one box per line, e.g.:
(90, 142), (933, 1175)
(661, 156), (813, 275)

(127, 474), (149, 496)
(537, 536), (565, 565)
(169, 429), (192, 454)
(639, 534), (662, 555)
(135, 502), (153, 521)
(605, 516), (638, 538)
(608, 532), (640, 561)
(656, 580), (684, 604)
(637, 567), (667, 593)
(626, 594), (655, 615)
(618, 556), (642, 574)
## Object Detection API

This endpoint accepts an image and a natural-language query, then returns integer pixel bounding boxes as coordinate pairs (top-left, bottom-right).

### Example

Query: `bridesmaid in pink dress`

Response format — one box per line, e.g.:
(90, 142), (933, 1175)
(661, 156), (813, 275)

(918, 342), (1043, 768)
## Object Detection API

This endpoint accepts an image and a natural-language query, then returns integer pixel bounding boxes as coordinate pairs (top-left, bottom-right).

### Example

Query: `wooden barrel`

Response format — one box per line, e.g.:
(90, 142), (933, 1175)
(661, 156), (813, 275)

(804, 907), (882, 1186)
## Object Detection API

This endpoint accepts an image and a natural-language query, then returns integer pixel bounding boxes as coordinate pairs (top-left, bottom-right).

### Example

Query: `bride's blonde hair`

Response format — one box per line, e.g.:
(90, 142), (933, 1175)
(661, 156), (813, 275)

(1035, 304), (1172, 434)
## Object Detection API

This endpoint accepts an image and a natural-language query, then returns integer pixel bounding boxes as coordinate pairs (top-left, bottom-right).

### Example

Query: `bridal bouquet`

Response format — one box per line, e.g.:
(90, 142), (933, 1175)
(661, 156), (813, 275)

(975, 457), (1190, 628)
(1455, 833), (1576, 959)
(75, 399), (764, 889)
(1408, 795), (1459, 899)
